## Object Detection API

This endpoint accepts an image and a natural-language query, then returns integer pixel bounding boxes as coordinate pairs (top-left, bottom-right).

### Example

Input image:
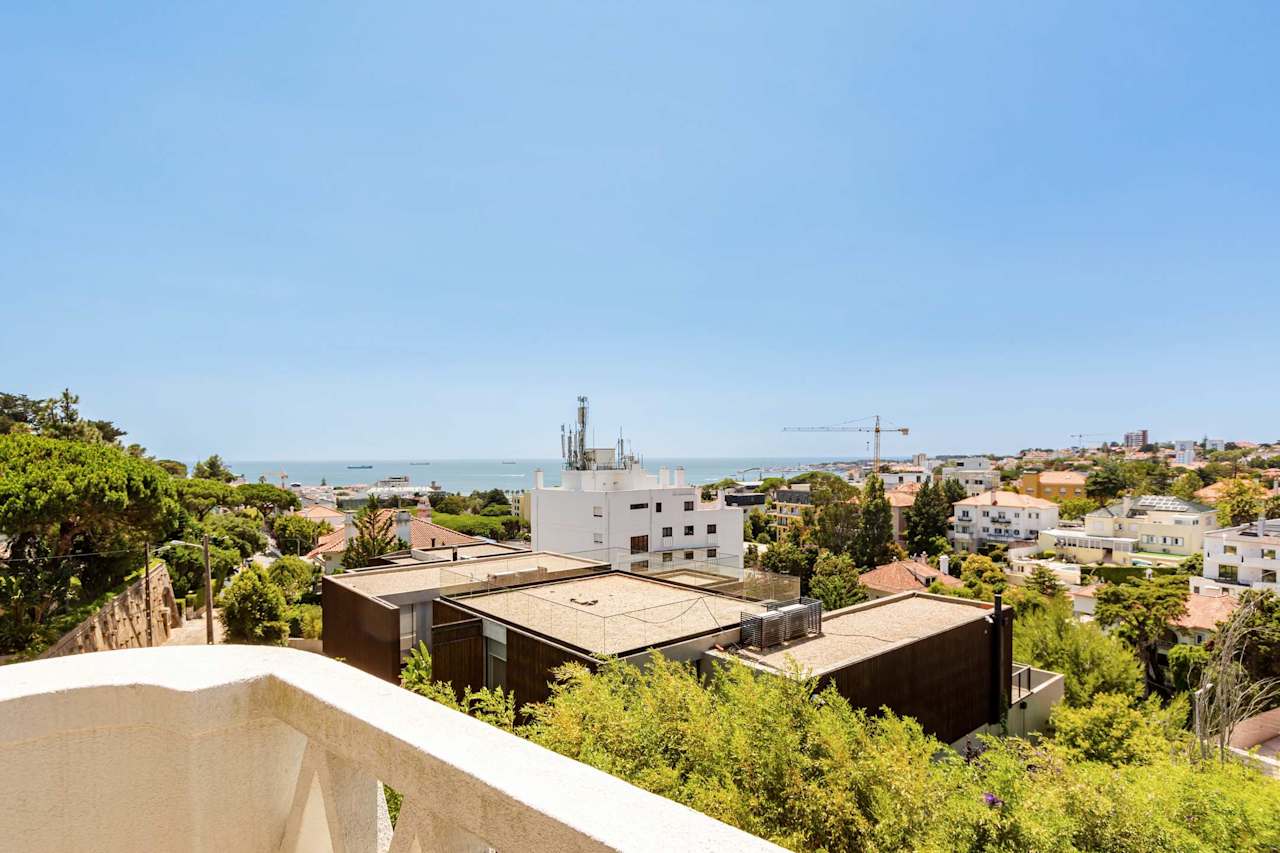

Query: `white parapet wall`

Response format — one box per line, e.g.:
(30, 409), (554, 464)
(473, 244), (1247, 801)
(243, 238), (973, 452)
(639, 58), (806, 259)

(0, 645), (783, 853)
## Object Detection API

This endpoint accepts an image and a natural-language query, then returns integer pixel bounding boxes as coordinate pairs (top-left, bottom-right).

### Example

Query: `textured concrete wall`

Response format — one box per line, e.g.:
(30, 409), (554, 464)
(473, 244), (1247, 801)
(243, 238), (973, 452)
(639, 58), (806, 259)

(41, 563), (181, 658)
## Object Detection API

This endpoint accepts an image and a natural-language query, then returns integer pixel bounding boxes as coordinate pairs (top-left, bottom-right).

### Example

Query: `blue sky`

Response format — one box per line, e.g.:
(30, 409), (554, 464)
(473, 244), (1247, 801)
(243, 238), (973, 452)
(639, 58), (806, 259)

(3, 2), (1277, 461)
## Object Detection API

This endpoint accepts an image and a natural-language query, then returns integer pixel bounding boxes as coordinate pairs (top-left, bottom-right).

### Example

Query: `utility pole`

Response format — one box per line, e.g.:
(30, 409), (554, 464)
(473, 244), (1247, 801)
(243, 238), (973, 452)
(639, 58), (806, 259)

(203, 533), (214, 645)
(144, 543), (153, 647)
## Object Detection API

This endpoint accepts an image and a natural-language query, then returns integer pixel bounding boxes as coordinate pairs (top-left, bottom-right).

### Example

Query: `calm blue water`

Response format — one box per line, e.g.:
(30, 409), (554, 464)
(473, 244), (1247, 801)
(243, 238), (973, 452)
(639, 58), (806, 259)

(227, 457), (851, 492)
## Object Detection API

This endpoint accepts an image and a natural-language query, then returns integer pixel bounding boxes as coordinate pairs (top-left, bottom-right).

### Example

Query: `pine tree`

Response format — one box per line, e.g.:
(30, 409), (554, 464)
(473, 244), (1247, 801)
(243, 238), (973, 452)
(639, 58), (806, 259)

(905, 480), (950, 555)
(852, 474), (894, 568)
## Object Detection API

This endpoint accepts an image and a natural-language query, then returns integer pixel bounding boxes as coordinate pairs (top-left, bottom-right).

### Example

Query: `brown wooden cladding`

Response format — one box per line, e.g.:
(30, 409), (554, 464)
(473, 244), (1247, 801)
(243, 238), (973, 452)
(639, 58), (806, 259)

(505, 629), (598, 710)
(820, 607), (1013, 744)
(322, 575), (401, 683)
(430, 618), (485, 702)
(432, 599), (476, 627)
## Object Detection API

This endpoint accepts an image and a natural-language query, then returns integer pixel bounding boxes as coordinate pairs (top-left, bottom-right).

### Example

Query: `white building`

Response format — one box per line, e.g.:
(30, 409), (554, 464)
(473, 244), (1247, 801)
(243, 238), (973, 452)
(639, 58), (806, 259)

(1206, 438), (1227, 452)
(1175, 440), (1197, 466)
(951, 490), (1059, 553)
(529, 397), (744, 570)
(941, 457), (1000, 496)
(1202, 517), (1280, 593)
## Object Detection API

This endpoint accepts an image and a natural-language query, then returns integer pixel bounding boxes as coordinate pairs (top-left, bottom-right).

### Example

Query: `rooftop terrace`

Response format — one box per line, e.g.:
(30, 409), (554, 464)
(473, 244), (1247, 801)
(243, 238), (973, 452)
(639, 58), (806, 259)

(329, 551), (604, 600)
(449, 572), (767, 656)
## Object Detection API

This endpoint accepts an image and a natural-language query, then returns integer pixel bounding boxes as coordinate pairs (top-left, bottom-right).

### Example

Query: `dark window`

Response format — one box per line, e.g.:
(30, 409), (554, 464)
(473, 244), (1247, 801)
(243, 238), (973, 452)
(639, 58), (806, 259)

(662, 526), (673, 537)
(683, 525), (694, 536)
(632, 559), (650, 570)
(707, 524), (717, 534)
(630, 534), (649, 554)
(662, 552), (673, 563)
(683, 500), (695, 511)
(683, 550), (694, 560)
(707, 548), (717, 558)
(655, 502), (662, 513)
(630, 503), (649, 510)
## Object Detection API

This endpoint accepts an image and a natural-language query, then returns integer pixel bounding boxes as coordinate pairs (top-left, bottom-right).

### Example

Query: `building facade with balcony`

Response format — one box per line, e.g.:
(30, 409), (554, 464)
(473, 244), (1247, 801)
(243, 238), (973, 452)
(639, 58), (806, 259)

(767, 483), (812, 530)
(1203, 517), (1280, 593)
(951, 490), (1059, 553)
(941, 457), (1000, 497)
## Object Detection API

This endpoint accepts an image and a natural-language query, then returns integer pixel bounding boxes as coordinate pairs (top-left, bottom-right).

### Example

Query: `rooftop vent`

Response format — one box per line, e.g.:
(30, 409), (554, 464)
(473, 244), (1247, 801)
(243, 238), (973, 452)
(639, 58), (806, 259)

(739, 597), (822, 649)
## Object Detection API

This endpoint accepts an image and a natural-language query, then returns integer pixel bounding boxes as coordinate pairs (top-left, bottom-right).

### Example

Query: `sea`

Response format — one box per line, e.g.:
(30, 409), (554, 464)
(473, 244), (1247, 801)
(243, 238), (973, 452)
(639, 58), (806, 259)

(227, 457), (855, 493)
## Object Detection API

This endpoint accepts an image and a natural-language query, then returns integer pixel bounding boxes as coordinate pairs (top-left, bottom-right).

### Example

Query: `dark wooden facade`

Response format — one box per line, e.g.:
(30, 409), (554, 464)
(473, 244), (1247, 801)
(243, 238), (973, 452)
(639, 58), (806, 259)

(430, 618), (486, 701)
(321, 575), (401, 682)
(819, 606), (1013, 744)
(505, 628), (597, 708)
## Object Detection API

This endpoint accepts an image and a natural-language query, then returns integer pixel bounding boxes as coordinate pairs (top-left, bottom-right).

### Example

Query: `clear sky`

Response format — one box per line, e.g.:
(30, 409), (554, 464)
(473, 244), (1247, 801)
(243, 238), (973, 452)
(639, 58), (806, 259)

(3, 3), (1277, 461)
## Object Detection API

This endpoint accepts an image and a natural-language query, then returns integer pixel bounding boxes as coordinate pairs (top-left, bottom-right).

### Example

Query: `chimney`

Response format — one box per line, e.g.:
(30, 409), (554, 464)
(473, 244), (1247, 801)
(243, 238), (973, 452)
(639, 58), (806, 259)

(939, 554), (951, 577)
(533, 469), (545, 489)
(658, 465), (669, 487)
(674, 467), (686, 486)
(1257, 513), (1267, 536)
(1122, 496), (1133, 515)
(343, 512), (356, 542)
(395, 510), (412, 546)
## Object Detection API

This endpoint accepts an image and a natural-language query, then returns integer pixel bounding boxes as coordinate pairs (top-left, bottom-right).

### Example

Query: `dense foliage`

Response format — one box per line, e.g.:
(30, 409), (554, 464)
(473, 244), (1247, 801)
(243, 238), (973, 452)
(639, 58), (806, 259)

(218, 566), (289, 645)
(271, 513), (332, 555)
(1011, 594), (1142, 706)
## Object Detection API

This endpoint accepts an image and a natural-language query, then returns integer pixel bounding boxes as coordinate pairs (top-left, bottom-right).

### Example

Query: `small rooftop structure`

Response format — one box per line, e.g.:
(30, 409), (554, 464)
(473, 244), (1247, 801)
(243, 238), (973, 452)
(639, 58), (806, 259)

(446, 572), (767, 657)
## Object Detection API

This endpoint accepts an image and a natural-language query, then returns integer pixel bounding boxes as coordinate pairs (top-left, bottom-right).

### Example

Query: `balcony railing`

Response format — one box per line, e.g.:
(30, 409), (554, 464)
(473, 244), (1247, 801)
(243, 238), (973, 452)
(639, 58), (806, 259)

(0, 646), (782, 853)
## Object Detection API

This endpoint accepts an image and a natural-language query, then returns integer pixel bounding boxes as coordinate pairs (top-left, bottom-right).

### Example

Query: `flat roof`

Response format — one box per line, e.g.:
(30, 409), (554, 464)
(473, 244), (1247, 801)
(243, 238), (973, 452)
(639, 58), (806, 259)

(448, 572), (766, 656)
(724, 593), (995, 676)
(328, 552), (603, 599)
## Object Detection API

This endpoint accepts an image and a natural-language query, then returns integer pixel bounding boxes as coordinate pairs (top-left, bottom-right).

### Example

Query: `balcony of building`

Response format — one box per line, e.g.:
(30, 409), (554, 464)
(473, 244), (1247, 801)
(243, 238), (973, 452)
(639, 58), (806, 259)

(0, 645), (781, 853)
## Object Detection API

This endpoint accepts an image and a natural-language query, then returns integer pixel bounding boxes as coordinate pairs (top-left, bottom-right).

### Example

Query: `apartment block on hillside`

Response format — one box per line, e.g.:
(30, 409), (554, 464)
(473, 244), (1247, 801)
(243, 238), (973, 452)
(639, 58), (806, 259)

(951, 491), (1059, 553)
(941, 457), (1000, 496)
(1202, 518), (1280, 593)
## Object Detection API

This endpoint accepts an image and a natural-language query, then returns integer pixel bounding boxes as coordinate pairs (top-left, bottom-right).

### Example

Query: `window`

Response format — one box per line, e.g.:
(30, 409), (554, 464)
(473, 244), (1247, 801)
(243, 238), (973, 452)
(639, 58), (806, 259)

(1224, 544), (1237, 555)
(655, 502), (662, 513)
(1264, 549), (1277, 560)
(630, 534), (649, 554)
(630, 502), (649, 510)
(592, 506), (603, 518)
(707, 548), (717, 558)
(707, 524), (717, 534)
(632, 559), (649, 570)
(684, 500), (695, 511)
(982, 527), (990, 533)
(683, 525), (694, 536)
(1219, 565), (1239, 582)
(662, 526), (673, 537)
(1263, 569), (1277, 584)
(683, 550), (694, 560)
(592, 533), (603, 544)
(486, 636), (507, 691)
(982, 510), (990, 518)
(662, 552), (673, 563)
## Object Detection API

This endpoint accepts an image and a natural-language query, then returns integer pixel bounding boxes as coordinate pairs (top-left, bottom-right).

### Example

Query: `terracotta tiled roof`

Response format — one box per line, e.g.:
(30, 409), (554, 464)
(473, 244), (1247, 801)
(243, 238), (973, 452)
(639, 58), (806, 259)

(298, 505), (345, 523)
(1038, 471), (1086, 485)
(954, 490), (1057, 509)
(1175, 593), (1239, 632)
(885, 490), (917, 508)
(307, 525), (348, 557)
(859, 560), (962, 595)
(305, 509), (481, 559)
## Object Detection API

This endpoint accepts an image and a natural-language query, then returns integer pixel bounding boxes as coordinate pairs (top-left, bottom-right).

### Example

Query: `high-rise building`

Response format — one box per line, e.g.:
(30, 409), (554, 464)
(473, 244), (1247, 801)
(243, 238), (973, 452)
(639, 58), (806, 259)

(1124, 430), (1150, 449)
(1175, 440), (1196, 466)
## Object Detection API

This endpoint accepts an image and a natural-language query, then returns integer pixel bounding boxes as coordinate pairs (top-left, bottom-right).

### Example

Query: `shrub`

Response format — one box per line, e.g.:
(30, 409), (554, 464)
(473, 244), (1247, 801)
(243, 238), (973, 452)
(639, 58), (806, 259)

(219, 567), (289, 645)
(286, 603), (322, 639)
(266, 555), (316, 603)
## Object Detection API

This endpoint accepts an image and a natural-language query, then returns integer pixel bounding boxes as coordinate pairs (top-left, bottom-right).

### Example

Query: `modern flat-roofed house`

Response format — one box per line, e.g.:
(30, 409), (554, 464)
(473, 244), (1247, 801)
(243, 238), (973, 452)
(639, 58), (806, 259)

(941, 457), (1000, 497)
(709, 593), (1062, 746)
(1202, 517), (1280, 593)
(951, 490), (1059, 553)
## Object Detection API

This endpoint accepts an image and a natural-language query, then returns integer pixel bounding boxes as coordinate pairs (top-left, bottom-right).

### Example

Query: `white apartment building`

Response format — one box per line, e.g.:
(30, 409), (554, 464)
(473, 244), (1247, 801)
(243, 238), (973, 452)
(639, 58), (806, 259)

(1202, 518), (1280, 593)
(530, 465), (743, 570)
(1206, 438), (1227, 452)
(530, 397), (743, 571)
(941, 457), (1000, 496)
(951, 490), (1059, 553)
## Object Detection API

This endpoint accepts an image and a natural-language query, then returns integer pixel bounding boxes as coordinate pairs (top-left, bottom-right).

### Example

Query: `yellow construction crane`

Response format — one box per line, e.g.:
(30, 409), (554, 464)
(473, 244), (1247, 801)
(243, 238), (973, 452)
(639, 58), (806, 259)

(782, 415), (909, 474)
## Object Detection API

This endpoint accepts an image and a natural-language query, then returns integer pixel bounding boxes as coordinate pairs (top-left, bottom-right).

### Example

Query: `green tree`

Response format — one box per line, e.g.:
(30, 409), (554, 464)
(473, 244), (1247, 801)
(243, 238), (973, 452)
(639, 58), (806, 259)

(942, 477), (968, 506)
(192, 454), (237, 483)
(1217, 477), (1267, 527)
(1012, 594), (1142, 706)
(1027, 564), (1064, 597)
(851, 475), (894, 568)
(155, 459), (189, 478)
(812, 499), (860, 556)
(809, 551), (868, 611)
(1171, 470), (1203, 501)
(266, 555), (317, 603)
(904, 480), (949, 555)
(760, 542), (818, 593)
(1049, 693), (1188, 766)
(204, 512), (266, 559)
(342, 503), (402, 570)
(234, 482), (300, 517)
(272, 513), (332, 555)
(218, 567), (289, 645)
(1086, 461), (1128, 502)
(1167, 643), (1211, 692)
(1264, 494), (1280, 520)
(160, 541), (239, 599)
(1057, 496), (1099, 521)
(174, 477), (235, 519)
(1095, 574), (1189, 690)
(1220, 590), (1280, 683)
(958, 554), (1005, 599)
(429, 493), (467, 514)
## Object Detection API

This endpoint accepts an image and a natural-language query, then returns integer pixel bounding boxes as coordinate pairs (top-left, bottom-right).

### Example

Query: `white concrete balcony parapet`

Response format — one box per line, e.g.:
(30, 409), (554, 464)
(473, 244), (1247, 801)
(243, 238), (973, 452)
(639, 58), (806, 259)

(0, 646), (782, 853)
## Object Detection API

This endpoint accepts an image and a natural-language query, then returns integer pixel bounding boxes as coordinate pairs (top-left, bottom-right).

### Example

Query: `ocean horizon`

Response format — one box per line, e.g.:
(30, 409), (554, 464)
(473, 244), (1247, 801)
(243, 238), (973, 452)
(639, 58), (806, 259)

(226, 457), (877, 492)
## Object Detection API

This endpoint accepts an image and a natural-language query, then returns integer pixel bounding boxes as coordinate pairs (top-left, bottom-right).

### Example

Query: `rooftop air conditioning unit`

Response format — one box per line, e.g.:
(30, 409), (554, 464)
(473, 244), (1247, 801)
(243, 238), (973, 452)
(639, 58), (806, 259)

(759, 611), (785, 648)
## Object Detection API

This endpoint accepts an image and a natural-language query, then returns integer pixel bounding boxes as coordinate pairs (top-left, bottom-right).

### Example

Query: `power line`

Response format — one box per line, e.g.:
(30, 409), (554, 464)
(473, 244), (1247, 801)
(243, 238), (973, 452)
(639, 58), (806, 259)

(0, 546), (146, 564)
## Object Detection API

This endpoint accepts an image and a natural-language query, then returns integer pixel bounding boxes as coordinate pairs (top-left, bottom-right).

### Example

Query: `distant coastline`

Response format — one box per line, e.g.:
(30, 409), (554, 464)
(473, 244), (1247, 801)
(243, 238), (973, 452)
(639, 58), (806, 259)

(225, 457), (874, 492)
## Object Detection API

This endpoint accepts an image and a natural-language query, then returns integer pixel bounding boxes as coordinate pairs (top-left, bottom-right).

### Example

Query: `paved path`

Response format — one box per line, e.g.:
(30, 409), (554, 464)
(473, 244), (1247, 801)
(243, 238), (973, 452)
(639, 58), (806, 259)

(164, 611), (225, 645)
